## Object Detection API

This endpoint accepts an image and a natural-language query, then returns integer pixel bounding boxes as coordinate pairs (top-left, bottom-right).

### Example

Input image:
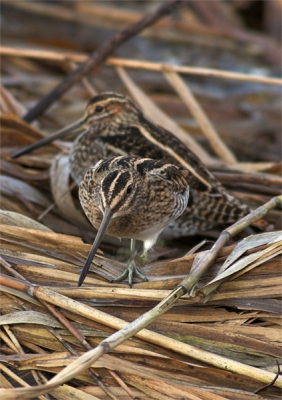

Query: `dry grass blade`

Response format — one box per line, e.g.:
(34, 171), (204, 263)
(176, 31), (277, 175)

(0, 113), (45, 149)
(0, 211), (53, 232)
(0, 86), (26, 117)
(198, 231), (282, 300)
(50, 154), (91, 228)
(0, 311), (62, 328)
(1, 175), (51, 208)
(163, 70), (237, 164)
(116, 65), (213, 164)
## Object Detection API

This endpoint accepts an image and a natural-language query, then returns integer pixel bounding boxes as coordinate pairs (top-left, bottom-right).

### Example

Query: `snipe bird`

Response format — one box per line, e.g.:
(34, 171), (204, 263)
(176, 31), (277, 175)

(12, 92), (250, 239)
(78, 156), (189, 287)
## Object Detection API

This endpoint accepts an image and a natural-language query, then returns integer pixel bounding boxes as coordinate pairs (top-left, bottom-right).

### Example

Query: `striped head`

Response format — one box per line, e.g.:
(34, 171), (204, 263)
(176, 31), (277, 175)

(79, 155), (189, 242)
(83, 92), (142, 129)
(80, 156), (147, 222)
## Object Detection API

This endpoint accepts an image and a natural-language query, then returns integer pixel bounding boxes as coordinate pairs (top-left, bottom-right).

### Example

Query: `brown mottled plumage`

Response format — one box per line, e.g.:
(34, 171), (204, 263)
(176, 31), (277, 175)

(13, 92), (250, 238)
(78, 156), (189, 286)
(69, 92), (250, 237)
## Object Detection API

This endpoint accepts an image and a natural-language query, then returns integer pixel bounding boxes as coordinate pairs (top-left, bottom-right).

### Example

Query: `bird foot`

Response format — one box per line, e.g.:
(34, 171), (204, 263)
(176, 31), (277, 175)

(111, 261), (148, 287)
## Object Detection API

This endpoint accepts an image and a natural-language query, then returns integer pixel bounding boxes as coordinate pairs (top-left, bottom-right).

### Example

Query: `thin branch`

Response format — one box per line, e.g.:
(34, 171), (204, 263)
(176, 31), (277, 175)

(22, 0), (185, 122)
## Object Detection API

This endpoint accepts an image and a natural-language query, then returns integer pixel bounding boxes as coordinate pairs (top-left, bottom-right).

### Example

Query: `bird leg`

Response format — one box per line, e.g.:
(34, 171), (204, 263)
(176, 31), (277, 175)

(137, 250), (148, 266)
(111, 239), (148, 287)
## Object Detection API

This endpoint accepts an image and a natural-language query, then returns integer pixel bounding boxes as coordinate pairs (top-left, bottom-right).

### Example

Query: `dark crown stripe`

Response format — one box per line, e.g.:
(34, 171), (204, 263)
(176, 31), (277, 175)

(101, 169), (120, 203)
(87, 92), (125, 105)
(135, 158), (168, 175)
(110, 170), (131, 202)
(87, 93), (140, 114)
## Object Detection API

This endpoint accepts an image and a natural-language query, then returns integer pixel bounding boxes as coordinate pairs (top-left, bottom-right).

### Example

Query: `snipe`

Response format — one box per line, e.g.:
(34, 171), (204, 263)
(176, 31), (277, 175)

(78, 156), (189, 287)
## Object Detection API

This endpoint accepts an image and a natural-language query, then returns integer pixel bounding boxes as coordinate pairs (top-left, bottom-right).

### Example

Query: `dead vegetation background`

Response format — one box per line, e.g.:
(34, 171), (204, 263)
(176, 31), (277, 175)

(0, 1), (281, 399)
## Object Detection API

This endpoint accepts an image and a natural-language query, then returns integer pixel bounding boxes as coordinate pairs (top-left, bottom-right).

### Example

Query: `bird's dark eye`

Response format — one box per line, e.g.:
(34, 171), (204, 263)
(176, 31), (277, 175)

(126, 184), (133, 194)
(95, 105), (103, 112)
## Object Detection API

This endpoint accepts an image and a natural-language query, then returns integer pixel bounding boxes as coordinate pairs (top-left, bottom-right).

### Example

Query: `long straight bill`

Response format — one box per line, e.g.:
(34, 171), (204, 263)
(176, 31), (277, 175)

(12, 118), (85, 159)
(78, 208), (113, 287)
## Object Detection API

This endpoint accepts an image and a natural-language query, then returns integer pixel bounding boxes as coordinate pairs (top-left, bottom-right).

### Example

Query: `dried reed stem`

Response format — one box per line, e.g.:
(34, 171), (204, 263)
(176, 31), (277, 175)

(1, 46), (281, 86)
(163, 70), (237, 164)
